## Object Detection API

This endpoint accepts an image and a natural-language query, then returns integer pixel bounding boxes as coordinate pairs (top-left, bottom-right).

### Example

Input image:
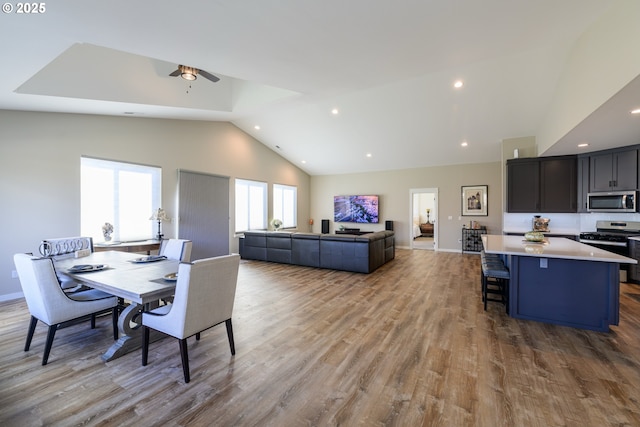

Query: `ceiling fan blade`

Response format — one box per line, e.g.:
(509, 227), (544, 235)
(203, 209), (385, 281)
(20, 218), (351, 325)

(198, 69), (220, 83)
(169, 69), (181, 77)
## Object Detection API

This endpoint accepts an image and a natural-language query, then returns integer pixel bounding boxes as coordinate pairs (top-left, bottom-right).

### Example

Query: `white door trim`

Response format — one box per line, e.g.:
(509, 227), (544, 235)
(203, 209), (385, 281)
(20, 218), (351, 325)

(409, 187), (438, 251)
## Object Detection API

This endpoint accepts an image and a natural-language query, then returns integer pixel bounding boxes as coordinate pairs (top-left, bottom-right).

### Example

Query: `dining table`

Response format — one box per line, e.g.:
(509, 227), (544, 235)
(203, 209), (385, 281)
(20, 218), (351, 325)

(54, 251), (180, 361)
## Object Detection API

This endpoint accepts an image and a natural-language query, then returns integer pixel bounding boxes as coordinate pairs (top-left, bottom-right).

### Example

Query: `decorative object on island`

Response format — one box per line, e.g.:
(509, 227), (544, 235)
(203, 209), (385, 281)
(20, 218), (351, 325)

(524, 231), (545, 242)
(149, 208), (170, 241)
(461, 185), (488, 216)
(270, 218), (283, 231)
(102, 222), (114, 242)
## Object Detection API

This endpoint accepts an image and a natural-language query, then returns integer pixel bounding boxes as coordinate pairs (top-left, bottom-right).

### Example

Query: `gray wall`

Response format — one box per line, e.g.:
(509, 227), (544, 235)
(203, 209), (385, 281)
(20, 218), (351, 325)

(0, 110), (310, 299)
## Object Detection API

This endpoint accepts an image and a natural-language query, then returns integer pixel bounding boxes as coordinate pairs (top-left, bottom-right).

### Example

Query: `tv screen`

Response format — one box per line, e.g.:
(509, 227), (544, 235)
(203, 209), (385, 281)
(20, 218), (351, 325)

(334, 195), (379, 223)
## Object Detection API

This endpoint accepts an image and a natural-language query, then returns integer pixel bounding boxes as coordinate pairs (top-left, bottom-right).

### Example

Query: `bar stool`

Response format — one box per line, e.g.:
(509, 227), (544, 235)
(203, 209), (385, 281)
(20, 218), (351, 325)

(480, 251), (509, 312)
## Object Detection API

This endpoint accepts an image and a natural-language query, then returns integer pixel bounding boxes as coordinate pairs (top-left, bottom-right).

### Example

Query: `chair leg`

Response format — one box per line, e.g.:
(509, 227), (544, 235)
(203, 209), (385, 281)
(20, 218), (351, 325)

(179, 338), (190, 383)
(42, 325), (58, 366)
(482, 275), (488, 311)
(25, 316), (38, 351)
(142, 326), (150, 366)
(225, 319), (236, 355)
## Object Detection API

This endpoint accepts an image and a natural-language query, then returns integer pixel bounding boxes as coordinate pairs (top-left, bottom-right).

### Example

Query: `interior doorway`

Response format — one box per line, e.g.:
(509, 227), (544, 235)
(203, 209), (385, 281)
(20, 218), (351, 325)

(410, 188), (438, 251)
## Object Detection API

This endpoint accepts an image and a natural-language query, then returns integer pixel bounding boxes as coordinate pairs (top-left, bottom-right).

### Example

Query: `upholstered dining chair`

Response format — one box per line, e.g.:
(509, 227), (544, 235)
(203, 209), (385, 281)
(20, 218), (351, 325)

(159, 239), (192, 262)
(142, 254), (240, 383)
(40, 236), (94, 292)
(13, 253), (119, 365)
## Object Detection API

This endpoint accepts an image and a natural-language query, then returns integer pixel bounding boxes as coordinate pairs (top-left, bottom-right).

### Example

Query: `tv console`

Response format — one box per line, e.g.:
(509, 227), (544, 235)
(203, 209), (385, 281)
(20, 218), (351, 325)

(335, 230), (372, 235)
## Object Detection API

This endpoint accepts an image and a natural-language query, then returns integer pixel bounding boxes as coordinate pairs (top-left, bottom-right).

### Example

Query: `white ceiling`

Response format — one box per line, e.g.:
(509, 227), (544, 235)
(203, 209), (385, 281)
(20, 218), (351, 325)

(1, 0), (637, 175)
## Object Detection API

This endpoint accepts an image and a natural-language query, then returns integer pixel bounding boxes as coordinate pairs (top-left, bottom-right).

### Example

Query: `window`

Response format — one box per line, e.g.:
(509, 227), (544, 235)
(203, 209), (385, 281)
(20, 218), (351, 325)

(81, 157), (161, 242)
(235, 179), (267, 232)
(273, 184), (297, 229)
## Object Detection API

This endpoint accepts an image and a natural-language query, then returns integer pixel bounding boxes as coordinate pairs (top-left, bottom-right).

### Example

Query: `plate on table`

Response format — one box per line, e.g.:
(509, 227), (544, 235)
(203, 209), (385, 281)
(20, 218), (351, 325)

(68, 264), (107, 273)
(164, 272), (178, 282)
(131, 255), (167, 263)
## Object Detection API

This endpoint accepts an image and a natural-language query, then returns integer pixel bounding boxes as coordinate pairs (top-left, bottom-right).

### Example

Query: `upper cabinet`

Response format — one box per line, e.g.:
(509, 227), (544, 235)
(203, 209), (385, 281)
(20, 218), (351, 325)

(507, 158), (540, 212)
(589, 148), (638, 192)
(507, 156), (577, 213)
(540, 157), (577, 212)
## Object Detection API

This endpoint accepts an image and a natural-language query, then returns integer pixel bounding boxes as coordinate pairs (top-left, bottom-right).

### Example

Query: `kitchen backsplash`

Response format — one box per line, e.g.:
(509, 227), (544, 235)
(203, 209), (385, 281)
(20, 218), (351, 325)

(503, 212), (640, 234)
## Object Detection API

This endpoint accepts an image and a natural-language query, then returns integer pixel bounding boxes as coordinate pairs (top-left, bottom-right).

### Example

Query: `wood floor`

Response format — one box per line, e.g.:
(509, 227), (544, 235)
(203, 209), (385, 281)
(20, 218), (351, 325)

(2, 249), (640, 426)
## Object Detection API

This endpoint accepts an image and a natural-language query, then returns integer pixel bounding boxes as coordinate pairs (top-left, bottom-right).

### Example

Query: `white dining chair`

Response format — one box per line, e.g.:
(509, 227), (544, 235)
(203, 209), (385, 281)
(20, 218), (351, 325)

(142, 254), (240, 383)
(13, 253), (119, 365)
(40, 236), (94, 292)
(159, 239), (192, 262)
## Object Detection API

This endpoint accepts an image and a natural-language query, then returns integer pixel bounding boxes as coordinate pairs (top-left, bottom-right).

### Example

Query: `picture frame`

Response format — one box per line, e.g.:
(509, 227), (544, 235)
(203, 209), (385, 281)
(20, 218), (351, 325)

(461, 185), (488, 216)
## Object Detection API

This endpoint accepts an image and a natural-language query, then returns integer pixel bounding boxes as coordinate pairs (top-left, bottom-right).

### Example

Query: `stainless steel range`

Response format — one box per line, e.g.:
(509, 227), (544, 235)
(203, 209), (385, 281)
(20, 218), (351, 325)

(579, 220), (640, 253)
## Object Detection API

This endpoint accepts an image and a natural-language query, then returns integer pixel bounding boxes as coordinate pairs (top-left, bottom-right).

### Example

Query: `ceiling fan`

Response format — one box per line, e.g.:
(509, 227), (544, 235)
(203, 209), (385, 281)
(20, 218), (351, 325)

(169, 65), (220, 83)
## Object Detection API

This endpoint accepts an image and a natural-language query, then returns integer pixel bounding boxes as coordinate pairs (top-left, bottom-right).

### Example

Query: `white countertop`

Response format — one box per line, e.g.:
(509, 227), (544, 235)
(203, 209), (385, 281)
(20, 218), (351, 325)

(482, 234), (637, 264)
(502, 229), (579, 235)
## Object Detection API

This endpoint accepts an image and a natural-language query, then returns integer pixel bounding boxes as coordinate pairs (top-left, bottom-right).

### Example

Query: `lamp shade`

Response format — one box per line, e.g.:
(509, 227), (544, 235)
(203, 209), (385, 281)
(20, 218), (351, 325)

(149, 208), (170, 222)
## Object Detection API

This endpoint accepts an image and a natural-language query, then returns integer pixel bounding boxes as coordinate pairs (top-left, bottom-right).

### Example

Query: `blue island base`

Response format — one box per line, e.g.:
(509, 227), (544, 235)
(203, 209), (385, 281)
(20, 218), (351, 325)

(508, 255), (620, 332)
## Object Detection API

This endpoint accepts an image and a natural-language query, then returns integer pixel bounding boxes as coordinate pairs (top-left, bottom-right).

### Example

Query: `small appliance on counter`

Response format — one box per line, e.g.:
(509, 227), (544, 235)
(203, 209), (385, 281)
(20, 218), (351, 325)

(532, 215), (550, 232)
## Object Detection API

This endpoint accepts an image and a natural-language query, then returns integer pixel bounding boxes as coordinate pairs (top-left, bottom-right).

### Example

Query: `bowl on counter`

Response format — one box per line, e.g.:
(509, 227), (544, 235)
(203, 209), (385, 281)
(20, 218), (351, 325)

(524, 231), (545, 242)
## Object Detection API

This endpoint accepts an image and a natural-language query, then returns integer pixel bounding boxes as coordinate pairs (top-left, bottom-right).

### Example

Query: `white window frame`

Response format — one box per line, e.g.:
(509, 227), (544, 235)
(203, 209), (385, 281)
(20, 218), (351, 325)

(273, 183), (297, 229)
(235, 178), (267, 232)
(81, 157), (161, 243)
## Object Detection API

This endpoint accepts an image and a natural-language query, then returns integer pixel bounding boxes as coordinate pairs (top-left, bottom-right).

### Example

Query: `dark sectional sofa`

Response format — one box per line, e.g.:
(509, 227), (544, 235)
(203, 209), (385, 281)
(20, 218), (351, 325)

(239, 230), (395, 273)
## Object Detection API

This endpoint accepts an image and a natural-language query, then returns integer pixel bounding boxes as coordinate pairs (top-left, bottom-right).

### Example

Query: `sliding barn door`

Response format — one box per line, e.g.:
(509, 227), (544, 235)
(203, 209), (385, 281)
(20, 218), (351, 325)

(178, 170), (230, 260)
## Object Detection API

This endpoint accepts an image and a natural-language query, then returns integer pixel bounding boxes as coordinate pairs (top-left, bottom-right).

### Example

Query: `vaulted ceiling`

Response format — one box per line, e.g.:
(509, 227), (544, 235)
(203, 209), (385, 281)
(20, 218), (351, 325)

(1, 1), (637, 175)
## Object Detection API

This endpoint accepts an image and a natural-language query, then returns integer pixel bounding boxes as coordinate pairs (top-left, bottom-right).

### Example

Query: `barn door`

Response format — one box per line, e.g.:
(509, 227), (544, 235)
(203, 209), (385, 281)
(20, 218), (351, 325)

(178, 170), (230, 260)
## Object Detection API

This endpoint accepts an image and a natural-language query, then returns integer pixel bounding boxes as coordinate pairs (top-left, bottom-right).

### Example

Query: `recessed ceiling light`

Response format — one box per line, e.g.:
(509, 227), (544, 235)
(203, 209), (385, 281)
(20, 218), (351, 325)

(301, 160), (307, 164)
(461, 141), (468, 147)
(631, 108), (640, 114)
(254, 125), (260, 130)
(454, 80), (464, 89)
(578, 143), (589, 147)
(366, 153), (372, 158)
(331, 108), (339, 115)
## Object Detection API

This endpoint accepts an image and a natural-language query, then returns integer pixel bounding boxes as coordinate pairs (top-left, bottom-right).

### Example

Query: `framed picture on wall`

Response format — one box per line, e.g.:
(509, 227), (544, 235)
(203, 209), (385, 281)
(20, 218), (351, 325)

(461, 185), (488, 216)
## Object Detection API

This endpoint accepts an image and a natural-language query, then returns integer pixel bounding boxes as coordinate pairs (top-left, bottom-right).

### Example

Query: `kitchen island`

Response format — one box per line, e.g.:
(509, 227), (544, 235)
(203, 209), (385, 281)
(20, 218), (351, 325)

(482, 234), (637, 332)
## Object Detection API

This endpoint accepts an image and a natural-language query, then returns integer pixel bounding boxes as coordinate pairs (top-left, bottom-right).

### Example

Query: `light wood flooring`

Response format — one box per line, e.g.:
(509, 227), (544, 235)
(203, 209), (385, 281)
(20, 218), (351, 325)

(2, 249), (640, 426)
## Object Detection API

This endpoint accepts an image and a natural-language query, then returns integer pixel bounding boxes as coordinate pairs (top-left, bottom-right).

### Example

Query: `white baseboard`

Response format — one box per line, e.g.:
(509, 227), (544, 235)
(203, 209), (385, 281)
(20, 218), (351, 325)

(0, 292), (24, 303)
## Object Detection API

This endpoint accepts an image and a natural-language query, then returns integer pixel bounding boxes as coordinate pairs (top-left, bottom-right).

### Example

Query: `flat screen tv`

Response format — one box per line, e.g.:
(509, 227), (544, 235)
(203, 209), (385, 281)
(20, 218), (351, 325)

(334, 195), (379, 223)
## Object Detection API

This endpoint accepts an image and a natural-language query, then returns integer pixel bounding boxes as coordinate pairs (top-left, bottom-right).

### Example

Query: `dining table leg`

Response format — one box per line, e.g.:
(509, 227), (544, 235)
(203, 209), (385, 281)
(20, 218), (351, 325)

(101, 301), (166, 361)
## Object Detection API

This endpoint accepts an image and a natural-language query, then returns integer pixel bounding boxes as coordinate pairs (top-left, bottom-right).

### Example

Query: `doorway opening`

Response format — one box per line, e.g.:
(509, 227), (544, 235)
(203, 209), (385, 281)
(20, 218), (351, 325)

(410, 188), (438, 251)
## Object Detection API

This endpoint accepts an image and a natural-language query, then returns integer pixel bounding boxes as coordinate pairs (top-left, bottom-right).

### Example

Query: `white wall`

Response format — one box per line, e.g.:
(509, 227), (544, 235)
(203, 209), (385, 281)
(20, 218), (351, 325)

(0, 111), (310, 300)
(310, 162), (503, 251)
(537, 0), (640, 154)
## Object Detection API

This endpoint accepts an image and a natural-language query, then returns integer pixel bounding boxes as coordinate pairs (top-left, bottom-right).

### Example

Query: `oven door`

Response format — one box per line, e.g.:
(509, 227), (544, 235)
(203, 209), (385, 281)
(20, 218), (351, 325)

(579, 240), (628, 257)
(579, 239), (630, 281)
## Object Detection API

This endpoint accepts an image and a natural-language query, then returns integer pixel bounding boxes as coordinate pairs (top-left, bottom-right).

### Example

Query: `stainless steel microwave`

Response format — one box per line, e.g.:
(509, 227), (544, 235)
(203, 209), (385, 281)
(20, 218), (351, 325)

(587, 191), (637, 212)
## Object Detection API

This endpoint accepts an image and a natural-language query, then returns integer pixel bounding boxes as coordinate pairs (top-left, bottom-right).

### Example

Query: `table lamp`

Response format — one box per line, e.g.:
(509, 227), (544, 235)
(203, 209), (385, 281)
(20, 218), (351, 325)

(149, 208), (170, 240)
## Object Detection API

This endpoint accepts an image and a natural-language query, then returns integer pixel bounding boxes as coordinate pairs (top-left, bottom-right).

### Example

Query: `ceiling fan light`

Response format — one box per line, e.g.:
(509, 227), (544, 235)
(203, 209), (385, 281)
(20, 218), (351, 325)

(180, 66), (198, 81)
